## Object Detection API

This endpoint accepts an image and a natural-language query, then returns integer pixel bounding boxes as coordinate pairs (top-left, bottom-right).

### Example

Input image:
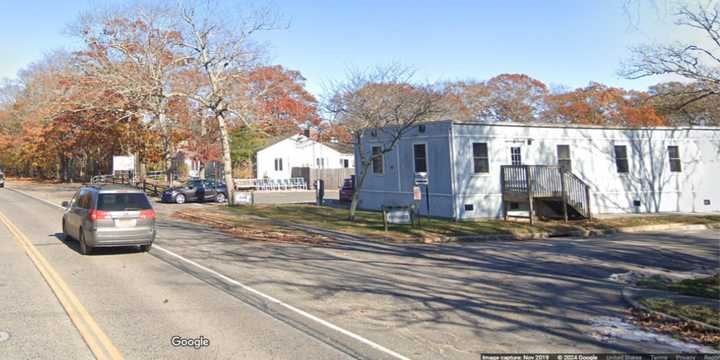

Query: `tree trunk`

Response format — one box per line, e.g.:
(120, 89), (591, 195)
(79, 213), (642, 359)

(348, 163), (370, 221)
(217, 113), (235, 205)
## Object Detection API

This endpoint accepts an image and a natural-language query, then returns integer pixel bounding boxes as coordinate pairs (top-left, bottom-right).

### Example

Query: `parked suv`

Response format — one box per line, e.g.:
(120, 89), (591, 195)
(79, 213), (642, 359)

(161, 179), (228, 204)
(0, 171), (5, 188)
(62, 185), (156, 255)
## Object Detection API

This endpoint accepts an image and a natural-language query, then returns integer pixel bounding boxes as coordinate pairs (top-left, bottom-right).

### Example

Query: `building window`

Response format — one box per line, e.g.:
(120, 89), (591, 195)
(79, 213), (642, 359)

(274, 158), (283, 171)
(614, 145), (629, 173)
(668, 146), (681, 172)
(340, 159), (349, 168)
(372, 146), (383, 175)
(316, 158), (326, 168)
(413, 144), (427, 173)
(557, 145), (571, 171)
(510, 147), (522, 166)
(473, 143), (489, 173)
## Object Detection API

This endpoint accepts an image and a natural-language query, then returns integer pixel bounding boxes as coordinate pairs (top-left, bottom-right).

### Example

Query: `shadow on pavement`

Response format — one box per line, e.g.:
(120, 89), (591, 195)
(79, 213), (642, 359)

(50, 232), (146, 256)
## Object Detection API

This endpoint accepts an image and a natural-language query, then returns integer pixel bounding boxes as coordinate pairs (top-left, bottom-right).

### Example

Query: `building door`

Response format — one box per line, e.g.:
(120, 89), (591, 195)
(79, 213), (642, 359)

(510, 146), (523, 166)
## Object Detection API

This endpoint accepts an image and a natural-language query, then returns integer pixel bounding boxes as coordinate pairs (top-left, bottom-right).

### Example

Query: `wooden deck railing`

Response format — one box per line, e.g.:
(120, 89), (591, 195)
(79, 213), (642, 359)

(501, 165), (591, 222)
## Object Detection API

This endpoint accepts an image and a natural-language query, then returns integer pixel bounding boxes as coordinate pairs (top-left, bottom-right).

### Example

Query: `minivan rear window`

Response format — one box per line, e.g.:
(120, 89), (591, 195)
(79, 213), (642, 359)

(97, 193), (152, 211)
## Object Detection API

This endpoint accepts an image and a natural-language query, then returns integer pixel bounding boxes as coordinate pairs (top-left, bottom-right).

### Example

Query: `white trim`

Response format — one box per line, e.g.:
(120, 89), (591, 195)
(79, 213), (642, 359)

(448, 124), (458, 220)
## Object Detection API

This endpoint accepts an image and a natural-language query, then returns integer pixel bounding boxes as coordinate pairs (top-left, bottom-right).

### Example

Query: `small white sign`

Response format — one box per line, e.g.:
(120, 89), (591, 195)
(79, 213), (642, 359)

(234, 191), (253, 205)
(385, 208), (412, 224)
(113, 155), (135, 172)
(413, 186), (422, 201)
(414, 172), (428, 185)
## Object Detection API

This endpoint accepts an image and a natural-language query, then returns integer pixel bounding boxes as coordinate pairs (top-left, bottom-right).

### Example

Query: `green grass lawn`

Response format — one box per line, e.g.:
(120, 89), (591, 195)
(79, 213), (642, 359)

(218, 204), (719, 242)
(639, 297), (719, 327)
(637, 274), (720, 299)
(222, 204), (576, 241)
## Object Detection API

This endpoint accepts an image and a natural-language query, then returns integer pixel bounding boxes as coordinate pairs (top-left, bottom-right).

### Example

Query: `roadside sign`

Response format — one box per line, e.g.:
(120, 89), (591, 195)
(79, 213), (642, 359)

(113, 155), (135, 172)
(413, 186), (422, 201)
(234, 191), (253, 205)
(384, 207), (412, 224)
(414, 172), (428, 185)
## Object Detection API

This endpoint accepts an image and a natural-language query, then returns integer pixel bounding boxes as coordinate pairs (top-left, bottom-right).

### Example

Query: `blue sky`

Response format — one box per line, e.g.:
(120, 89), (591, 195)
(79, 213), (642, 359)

(0, 0), (691, 97)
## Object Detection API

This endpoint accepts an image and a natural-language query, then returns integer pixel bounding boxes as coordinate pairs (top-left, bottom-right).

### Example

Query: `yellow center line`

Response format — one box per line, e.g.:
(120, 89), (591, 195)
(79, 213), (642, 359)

(0, 211), (124, 360)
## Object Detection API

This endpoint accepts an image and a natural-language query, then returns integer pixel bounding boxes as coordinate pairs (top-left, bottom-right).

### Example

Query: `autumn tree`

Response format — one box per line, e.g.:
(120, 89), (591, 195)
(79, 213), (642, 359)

(73, 3), (191, 183)
(243, 65), (320, 136)
(545, 82), (666, 126)
(620, 2), (720, 125)
(171, 2), (280, 204)
(442, 74), (548, 123)
(328, 65), (445, 220)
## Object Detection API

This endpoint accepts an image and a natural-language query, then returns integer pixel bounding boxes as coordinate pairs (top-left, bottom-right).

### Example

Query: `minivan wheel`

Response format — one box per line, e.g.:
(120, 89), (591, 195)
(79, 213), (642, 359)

(175, 194), (186, 204)
(79, 230), (92, 255)
(216, 193), (226, 203)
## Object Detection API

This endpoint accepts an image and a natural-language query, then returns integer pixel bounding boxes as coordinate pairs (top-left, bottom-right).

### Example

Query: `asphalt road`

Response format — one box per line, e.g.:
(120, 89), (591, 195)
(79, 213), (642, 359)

(1, 183), (718, 359)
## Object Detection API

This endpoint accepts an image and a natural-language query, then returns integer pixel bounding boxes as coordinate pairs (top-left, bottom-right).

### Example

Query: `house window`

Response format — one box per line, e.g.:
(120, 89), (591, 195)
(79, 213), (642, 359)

(557, 145), (571, 171)
(668, 146), (681, 172)
(274, 158), (283, 171)
(510, 147), (522, 166)
(413, 144), (427, 173)
(614, 145), (629, 173)
(473, 143), (489, 173)
(372, 146), (383, 175)
(316, 158), (326, 168)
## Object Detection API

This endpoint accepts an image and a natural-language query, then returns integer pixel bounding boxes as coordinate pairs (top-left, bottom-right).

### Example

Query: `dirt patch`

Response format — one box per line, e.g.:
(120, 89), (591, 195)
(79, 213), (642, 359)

(173, 209), (329, 245)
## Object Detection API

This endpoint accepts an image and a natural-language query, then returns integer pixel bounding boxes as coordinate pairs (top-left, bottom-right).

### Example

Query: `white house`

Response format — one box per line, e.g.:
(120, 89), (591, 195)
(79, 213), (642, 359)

(256, 134), (354, 179)
(355, 120), (720, 220)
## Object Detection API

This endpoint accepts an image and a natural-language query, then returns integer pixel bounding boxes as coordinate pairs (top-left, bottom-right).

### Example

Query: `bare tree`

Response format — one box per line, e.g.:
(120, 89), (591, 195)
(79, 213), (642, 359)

(327, 65), (446, 220)
(171, 1), (280, 204)
(620, 2), (720, 124)
(72, 3), (189, 183)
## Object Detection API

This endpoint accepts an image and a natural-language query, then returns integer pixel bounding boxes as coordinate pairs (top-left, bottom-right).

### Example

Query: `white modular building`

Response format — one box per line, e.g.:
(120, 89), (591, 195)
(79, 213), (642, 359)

(355, 120), (720, 220)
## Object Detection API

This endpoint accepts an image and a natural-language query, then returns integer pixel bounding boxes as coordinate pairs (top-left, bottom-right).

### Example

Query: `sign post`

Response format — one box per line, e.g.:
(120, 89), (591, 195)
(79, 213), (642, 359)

(413, 172), (430, 228)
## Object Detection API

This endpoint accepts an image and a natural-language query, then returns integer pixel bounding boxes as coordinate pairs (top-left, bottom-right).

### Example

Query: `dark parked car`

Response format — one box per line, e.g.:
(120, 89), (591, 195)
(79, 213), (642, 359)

(161, 179), (228, 204)
(339, 177), (354, 202)
(0, 171), (4, 188)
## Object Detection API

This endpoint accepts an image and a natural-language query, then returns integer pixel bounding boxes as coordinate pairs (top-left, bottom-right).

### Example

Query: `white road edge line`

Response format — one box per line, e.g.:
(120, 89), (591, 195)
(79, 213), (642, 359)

(6, 185), (412, 360)
(152, 245), (411, 360)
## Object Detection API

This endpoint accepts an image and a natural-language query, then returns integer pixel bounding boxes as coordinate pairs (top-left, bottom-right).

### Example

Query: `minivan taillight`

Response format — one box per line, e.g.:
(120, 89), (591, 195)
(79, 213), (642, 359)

(88, 209), (109, 221)
(139, 210), (156, 220)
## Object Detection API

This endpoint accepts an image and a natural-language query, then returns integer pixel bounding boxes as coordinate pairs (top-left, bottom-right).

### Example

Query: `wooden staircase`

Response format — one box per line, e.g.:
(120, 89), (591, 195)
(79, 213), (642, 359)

(501, 165), (591, 224)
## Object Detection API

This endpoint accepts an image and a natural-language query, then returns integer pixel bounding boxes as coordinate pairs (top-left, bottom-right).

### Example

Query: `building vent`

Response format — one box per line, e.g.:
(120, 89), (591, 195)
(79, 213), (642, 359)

(705, 199), (711, 206)
(464, 204), (474, 211)
(633, 200), (641, 207)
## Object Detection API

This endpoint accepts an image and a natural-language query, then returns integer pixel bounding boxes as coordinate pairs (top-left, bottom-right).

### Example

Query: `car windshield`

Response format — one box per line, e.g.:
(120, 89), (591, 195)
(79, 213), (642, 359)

(97, 193), (152, 211)
(184, 180), (202, 188)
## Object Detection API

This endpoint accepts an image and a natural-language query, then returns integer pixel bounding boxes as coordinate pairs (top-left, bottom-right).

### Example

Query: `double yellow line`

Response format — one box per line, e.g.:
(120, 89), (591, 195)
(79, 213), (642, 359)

(0, 211), (124, 360)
